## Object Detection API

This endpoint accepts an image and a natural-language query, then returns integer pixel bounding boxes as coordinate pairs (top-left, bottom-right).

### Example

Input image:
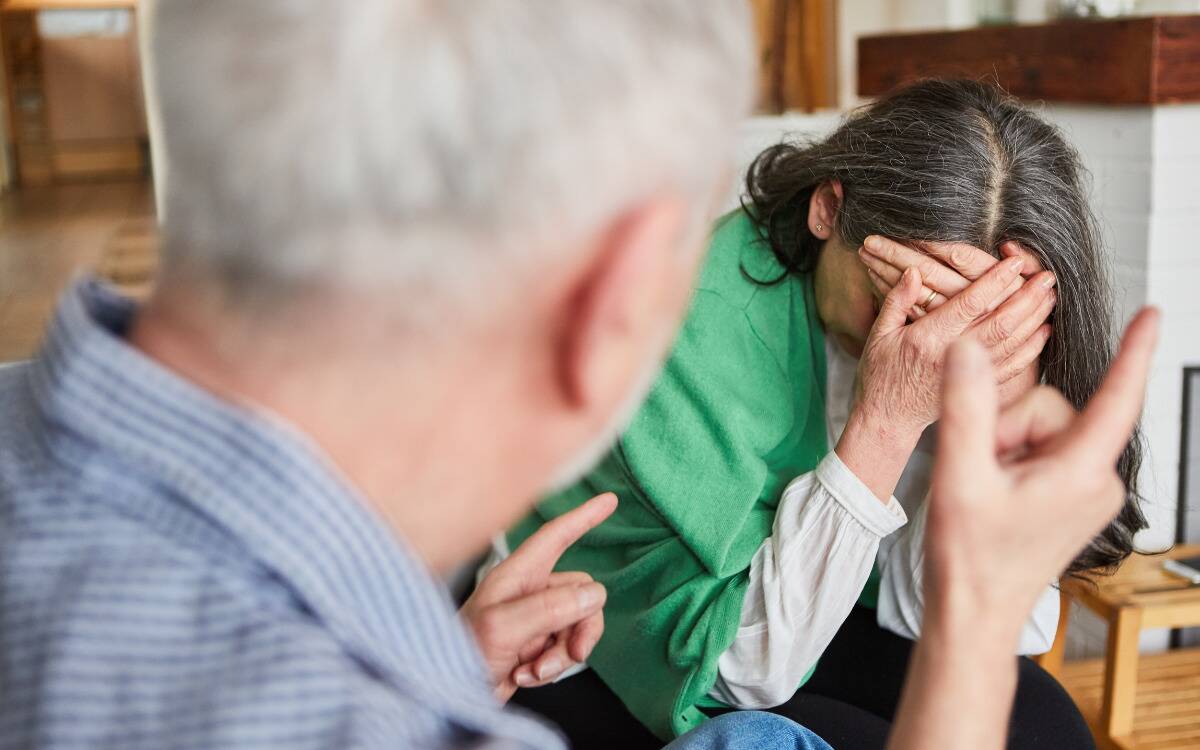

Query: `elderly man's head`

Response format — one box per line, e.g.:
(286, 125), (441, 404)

(138, 1), (754, 569)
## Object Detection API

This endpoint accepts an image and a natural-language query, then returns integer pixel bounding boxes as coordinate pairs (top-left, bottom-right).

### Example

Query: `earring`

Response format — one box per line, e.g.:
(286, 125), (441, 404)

(815, 223), (824, 233)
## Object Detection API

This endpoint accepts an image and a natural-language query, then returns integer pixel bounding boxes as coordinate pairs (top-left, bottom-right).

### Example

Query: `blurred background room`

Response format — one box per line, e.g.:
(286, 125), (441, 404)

(1, 1), (1199, 747)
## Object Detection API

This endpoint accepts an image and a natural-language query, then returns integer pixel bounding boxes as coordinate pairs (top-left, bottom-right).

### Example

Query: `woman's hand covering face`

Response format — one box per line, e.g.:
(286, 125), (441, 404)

(858, 236), (1043, 318)
(853, 247), (1055, 436)
(855, 237), (1056, 417)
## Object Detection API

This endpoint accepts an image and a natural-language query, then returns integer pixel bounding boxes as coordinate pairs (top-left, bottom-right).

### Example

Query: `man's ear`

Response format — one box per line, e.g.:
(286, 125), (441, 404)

(557, 197), (689, 410)
(807, 179), (843, 240)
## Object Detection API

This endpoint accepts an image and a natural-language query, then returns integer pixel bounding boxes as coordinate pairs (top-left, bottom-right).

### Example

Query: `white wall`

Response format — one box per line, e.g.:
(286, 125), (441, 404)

(1037, 104), (1191, 658)
(1043, 103), (1200, 557)
(836, 0), (980, 107)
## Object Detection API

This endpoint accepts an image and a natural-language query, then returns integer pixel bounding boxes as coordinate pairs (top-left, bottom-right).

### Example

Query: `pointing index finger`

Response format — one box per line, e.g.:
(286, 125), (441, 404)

(501, 493), (618, 580)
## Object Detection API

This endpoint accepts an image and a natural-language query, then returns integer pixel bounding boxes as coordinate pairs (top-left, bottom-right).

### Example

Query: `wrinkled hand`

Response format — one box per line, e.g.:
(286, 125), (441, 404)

(858, 236), (1056, 407)
(926, 308), (1158, 635)
(460, 493), (616, 702)
(858, 236), (1042, 316)
(855, 242), (1050, 436)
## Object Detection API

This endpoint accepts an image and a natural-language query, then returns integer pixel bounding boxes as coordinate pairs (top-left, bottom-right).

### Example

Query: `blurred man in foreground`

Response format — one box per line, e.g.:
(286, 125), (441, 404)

(0, 2), (1157, 749)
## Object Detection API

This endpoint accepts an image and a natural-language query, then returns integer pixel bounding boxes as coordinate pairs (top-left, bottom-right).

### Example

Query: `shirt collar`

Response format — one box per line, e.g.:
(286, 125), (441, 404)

(28, 278), (546, 738)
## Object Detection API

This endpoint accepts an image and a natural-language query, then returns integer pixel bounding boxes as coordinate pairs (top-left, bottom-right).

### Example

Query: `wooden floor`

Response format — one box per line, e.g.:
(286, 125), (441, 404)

(1062, 648), (1200, 749)
(0, 179), (156, 363)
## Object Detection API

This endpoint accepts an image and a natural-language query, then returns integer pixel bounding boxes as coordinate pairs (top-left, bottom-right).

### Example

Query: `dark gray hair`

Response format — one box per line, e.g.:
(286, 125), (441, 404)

(744, 78), (1144, 577)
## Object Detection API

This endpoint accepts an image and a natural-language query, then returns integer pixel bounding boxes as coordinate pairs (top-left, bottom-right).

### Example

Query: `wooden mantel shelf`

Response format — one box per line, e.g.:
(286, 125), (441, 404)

(2, 1), (137, 10)
(859, 15), (1200, 105)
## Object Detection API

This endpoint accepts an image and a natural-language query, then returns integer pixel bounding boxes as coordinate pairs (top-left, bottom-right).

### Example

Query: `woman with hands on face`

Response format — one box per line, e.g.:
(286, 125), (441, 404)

(491, 79), (1134, 750)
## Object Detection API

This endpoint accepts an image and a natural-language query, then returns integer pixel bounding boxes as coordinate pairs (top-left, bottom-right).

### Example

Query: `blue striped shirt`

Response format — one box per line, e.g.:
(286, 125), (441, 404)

(0, 279), (565, 749)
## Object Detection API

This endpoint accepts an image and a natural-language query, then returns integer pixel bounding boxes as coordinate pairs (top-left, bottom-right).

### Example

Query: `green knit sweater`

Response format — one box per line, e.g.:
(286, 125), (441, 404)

(507, 210), (829, 740)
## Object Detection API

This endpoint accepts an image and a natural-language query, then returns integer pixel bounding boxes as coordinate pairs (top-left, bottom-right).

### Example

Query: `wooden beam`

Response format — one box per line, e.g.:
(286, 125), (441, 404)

(858, 15), (1200, 105)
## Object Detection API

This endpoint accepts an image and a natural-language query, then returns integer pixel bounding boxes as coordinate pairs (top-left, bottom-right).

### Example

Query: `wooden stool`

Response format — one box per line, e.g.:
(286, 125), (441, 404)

(1046, 544), (1200, 750)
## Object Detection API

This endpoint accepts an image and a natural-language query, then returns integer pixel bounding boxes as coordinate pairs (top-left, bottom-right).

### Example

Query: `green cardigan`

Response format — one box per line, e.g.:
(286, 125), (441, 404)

(507, 210), (830, 740)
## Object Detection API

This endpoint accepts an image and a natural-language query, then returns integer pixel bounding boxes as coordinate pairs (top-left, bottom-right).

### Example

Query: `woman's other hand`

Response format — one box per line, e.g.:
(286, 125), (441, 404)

(461, 493), (616, 701)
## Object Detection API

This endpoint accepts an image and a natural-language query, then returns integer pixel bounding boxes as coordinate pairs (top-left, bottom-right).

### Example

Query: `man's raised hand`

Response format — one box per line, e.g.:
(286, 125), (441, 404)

(926, 308), (1159, 637)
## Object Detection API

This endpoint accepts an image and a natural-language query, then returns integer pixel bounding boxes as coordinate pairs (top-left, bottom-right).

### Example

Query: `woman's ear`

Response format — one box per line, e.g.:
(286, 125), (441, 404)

(807, 180), (843, 240)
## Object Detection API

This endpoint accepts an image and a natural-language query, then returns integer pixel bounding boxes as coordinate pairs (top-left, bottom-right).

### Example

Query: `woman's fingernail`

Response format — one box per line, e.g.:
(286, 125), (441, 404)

(1041, 273), (1057, 288)
(864, 236), (880, 252)
(578, 582), (605, 610)
(1006, 257), (1025, 274)
(515, 670), (536, 687)
(537, 659), (563, 681)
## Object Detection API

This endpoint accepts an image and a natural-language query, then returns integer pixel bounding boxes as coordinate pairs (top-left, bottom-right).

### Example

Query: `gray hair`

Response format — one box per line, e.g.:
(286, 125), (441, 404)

(149, 0), (754, 318)
(744, 78), (1145, 576)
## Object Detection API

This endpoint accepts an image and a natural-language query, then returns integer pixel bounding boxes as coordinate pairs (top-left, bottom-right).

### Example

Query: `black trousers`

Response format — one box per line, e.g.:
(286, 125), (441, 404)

(511, 606), (1095, 750)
